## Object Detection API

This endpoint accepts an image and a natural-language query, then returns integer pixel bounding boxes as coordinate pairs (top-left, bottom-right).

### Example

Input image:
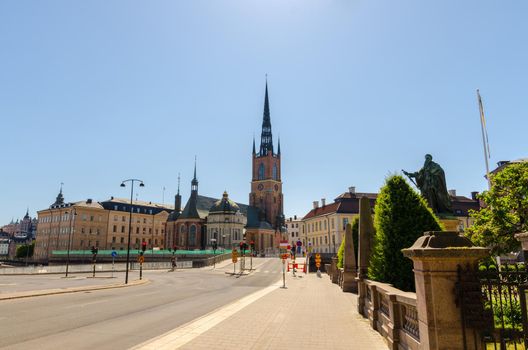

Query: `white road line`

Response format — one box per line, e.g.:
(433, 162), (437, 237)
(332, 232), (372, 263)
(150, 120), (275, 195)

(131, 281), (280, 350)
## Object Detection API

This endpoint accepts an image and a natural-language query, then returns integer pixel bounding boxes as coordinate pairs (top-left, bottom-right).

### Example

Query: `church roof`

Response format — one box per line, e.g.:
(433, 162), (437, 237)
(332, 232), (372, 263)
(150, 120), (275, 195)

(178, 195), (248, 221)
(209, 192), (241, 214)
(245, 206), (273, 230)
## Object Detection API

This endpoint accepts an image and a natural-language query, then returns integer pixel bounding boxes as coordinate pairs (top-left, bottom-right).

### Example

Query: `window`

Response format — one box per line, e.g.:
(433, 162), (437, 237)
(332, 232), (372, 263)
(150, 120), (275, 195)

(189, 225), (197, 246)
(136, 227), (139, 234)
(114, 205), (118, 211)
(149, 228), (152, 234)
(343, 218), (349, 230)
(272, 163), (278, 180)
(143, 218), (146, 224)
(81, 228), (85, 234)
(90, 216), (94, 221)
(114, 215), (118, 221)
(180, 225), (185, 234)
(113, 225), (117, 233)
(136, 208), (140, 213)
(121, 226), (125, 233)
(122, 216), (125, 222)
(120, 237), (124, 243)
(112, 237), (116, 243)
(324, 221), (327, 230)
(258, 163), (265, 180)
(331, 219), (335, 229)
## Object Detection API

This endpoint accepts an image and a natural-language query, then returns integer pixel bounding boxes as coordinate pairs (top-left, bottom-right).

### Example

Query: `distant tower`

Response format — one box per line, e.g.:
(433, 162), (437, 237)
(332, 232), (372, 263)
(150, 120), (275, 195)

(249, 81), (284, 229)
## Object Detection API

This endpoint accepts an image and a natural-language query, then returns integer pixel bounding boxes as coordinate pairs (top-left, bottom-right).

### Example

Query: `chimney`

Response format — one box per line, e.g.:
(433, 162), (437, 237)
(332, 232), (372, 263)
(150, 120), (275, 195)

(321, 198), (326, 207)
(471, 191), (479, 200)
(111, 196), (114, 200)
(313, 201), (319, 209)
(86, 199), (92, 204)
(294, 215), (297, 220)
(448, 189), (456, 197)
(349, 186), (356, 194)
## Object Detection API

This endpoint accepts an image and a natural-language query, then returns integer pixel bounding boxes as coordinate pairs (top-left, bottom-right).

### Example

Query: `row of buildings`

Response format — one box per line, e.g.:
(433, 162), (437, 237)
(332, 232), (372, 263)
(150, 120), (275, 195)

(33, 82), (286, 263)
(0, 210), (37, 260)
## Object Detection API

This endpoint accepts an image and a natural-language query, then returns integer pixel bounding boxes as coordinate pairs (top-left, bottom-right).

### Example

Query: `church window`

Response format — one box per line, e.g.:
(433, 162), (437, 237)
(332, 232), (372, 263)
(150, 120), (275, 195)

(258, 163), (265, 180)
(273, 163), (278, 180)
(180, 225), (186, 234)
(189, 225), (197, 246)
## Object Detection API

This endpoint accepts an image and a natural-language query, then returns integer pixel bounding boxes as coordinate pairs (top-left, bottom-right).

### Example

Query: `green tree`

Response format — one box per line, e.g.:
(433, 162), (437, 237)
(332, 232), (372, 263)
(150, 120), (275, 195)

(16, 242), (34, 259)
(336, 217), (359, 269)
(466, 162), (528, 255)
(368, 175), (442, 291)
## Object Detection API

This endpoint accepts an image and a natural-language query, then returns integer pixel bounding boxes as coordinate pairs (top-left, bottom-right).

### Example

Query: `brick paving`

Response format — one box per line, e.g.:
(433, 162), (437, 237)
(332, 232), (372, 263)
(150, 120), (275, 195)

(179, 269), (387, 350)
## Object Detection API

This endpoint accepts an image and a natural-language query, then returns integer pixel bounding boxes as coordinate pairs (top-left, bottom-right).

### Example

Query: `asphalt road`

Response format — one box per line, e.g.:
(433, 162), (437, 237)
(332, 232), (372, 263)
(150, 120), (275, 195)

(0, 257), (283, 350)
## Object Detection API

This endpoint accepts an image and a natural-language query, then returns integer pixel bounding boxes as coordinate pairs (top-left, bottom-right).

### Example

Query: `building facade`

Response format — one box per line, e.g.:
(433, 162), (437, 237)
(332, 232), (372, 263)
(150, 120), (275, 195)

(286, 216), (301, 243)
(34, 189), (171, 263)
(206, 191), (247, 249)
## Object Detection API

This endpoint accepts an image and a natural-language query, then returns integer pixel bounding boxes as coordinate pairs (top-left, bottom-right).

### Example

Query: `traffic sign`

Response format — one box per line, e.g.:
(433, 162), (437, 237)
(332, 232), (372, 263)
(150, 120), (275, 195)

(315, 253), (321, 268)
(138, 255), (145, 264)
(111, 251), (118, 258)
(232, 249), (238, 263)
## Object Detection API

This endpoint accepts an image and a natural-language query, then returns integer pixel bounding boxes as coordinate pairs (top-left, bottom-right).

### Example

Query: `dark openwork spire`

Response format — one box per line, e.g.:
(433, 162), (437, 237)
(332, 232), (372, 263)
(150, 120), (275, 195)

(259, 81), (274, 156)
(252, 135), (256, 155)
(191, 156), (198, 191)
(277, 137), (281, 155)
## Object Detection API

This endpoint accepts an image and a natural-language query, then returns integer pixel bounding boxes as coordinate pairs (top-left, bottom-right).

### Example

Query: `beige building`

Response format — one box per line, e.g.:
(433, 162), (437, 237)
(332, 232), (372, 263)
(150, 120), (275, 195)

(206, 191), (247, 249)
(34, 189), (171, 263)
(301, 188), (376, 254)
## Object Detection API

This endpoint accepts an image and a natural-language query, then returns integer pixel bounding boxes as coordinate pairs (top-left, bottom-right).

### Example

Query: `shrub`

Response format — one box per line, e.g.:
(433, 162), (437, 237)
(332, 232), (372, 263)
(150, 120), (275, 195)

(368, 175), (442, 291)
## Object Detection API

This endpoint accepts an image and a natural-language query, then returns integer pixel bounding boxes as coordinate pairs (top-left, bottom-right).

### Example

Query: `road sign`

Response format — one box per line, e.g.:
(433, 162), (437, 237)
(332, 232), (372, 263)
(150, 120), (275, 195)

(111, 251), (118, 258)
(281, 253), (289, 260)
(232, 250), (238, 263)
(138, 255), (145, 264)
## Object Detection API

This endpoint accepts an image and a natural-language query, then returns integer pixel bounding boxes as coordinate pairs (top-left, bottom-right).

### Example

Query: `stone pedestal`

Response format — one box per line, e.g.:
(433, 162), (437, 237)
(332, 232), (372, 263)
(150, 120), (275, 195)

(402, 231), (489, 350)
(515, 232), (528, 261)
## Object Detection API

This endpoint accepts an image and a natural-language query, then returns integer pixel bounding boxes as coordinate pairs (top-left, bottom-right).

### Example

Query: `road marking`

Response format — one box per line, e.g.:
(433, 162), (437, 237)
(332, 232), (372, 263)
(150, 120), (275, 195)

(0, 283), (16, 286)
(132, 281), (280, 350)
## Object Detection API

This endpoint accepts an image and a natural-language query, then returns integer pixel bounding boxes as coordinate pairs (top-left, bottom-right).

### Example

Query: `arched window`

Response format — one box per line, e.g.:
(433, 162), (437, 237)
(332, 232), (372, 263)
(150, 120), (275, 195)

(189, 225), (197, 246)
(272, 163), (278, 180)
(258, 163), (265, 180)
(180, 225), (186, 234)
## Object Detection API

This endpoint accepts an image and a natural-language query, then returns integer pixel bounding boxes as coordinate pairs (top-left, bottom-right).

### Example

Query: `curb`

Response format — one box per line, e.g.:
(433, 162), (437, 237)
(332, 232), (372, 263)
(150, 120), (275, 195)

(0, 278), (150, 301)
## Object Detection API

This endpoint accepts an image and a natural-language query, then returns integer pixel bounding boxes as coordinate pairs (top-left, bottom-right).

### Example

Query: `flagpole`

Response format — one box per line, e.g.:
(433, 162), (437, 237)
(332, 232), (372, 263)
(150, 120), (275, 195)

(477, 89), (492, 190)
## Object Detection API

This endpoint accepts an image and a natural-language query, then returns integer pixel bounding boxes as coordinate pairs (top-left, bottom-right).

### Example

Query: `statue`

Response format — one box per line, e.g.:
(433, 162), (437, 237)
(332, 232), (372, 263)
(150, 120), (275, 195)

(403, 154), (452, 214)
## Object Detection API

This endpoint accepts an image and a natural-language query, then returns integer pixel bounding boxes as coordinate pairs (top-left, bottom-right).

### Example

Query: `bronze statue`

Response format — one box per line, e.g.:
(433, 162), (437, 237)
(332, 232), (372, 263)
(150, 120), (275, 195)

(403, 154), (452, 214)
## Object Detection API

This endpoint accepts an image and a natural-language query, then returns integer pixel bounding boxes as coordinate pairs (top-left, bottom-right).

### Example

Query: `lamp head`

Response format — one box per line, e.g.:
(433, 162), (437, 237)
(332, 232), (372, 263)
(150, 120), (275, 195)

(139, 182), (145, 187)
(120, 183), (125, 187)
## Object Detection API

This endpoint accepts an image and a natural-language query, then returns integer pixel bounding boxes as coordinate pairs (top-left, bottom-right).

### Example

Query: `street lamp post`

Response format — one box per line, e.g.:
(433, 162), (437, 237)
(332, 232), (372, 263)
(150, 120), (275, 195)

(121, 179), (145, 284)
(65, 208), (76, 277)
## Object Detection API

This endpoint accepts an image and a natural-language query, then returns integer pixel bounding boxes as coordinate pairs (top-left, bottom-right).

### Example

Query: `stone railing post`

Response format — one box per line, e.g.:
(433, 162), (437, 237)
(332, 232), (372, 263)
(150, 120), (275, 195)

(342, 223), (358, 292)
(330, 257), (338, 284)
(402, 231), (489, 350)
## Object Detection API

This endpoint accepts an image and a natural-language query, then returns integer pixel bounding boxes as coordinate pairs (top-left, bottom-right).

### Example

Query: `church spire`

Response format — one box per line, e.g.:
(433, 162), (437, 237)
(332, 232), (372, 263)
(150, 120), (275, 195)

(277, 137), (281, 155)
(252, 135), (256, 155)
(52, 182), (65, 207)
(191, 156), (198, 191)
(259, 80), (274, 156)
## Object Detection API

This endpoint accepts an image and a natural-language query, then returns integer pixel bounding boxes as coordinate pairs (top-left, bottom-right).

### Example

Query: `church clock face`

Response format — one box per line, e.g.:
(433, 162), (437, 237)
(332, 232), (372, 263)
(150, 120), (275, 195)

(274, 184), (279, 191)
(258, 184), (264, 191)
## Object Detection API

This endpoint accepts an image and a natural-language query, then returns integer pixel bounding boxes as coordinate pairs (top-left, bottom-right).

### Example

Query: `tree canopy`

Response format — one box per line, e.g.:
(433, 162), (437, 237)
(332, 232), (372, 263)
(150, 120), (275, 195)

(466, 162), (528, 255)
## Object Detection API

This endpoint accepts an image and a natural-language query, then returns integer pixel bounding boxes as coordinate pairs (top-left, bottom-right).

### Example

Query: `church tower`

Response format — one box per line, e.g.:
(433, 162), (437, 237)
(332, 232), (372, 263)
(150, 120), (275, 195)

(249, 82), (284, 230)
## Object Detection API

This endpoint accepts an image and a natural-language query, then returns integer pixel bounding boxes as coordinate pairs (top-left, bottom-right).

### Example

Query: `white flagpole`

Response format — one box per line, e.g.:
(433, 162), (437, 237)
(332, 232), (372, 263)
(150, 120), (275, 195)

(477, 89), (492, 190)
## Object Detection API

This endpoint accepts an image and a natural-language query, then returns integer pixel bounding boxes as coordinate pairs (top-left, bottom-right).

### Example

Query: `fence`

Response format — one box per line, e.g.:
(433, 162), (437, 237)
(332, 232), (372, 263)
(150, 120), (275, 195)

(357, 279), (420, 350)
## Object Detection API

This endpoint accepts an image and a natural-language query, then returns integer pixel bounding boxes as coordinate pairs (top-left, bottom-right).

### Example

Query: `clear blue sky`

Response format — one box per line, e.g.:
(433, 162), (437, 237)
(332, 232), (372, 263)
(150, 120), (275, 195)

(1, 1), (527, 224)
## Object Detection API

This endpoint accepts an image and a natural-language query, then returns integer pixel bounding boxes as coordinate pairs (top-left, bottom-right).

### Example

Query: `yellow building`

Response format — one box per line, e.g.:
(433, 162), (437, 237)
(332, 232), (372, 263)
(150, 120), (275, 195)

(301, 188), (376, 254)
(34, 189), (171, 263)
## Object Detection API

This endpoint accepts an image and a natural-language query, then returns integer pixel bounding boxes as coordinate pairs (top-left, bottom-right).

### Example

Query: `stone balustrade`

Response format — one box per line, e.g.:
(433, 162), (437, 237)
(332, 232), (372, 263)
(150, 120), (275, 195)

(358, 279), (420, 350)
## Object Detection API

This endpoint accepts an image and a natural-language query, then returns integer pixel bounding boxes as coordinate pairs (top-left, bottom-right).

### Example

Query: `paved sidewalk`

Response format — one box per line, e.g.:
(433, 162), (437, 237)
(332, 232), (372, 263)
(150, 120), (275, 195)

(139, 269), (387, 350)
